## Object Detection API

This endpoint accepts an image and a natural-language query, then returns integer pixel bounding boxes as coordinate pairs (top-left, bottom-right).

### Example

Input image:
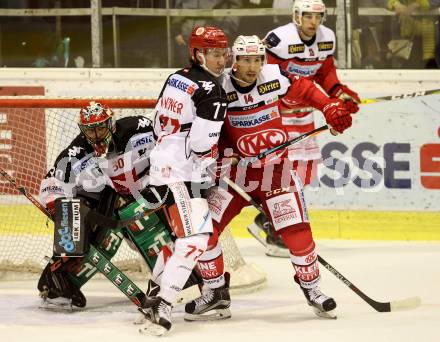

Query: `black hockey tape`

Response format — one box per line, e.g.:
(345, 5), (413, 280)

(53, 198), (90, 257)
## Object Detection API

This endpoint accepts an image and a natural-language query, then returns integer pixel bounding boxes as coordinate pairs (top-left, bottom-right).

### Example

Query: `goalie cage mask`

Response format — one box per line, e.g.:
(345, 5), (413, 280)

(78, 101), (114, 157)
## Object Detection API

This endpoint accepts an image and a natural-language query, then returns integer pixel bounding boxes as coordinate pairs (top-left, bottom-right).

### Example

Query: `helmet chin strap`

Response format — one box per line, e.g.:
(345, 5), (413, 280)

(229, 61), (263, 86)
(197, 52), (224, 78)
(229, 70), (253, 86)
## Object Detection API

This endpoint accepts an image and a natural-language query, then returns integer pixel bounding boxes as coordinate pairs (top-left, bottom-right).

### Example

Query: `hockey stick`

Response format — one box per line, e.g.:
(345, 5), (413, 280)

(362, 88), (440, 104)
(0, 168), (53, 218)
(281, 88), (440, 114)
(0, 167), (163, 229)
(317, 255), (421, 312)
(0, 168), (150, 307)
(221, 176), (421, 312)
(238, 125), (329, 167)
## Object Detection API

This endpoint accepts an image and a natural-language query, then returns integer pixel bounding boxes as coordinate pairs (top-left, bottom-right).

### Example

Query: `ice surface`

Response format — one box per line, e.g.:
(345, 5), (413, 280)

(1, 239), (438, 342)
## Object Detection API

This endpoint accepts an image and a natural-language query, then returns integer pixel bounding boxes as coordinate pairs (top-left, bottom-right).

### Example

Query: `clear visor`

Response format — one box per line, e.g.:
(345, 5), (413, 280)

(236, 55), (265, 65)
(302, 12), (325, 22)
(204, 47), (231, 59)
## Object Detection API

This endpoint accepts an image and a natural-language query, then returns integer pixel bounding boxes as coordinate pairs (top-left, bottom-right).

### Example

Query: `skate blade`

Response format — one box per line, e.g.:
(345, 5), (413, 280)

(247, 224), (267, 247)
(39, 298), (73, 312)
(133, 313), (147, 325)
(265, 245), (290, 258)
(184, 308), (231, 322)
(312, 307), (337, 320)
(139, 320), (169, 336)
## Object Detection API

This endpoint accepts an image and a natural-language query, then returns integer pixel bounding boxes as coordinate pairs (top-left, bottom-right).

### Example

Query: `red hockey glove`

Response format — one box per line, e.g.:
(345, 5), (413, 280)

(322, 100), (352, 134)
(330, 84), (361, 114)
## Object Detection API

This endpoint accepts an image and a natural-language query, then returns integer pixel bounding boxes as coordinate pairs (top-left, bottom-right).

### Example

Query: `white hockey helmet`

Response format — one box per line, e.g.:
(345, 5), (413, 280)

(293, 0), (326, 26)
(231, 35), (266, 65)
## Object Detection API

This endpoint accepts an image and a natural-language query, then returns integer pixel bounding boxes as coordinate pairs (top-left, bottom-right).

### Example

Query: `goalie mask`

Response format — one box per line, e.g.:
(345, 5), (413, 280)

(78, 102), (114, 156)
(293, 0), (326, 27)
(189, 26), (230, 77)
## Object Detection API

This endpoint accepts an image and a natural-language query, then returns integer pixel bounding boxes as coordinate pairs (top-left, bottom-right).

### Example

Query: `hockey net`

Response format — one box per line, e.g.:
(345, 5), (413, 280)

(0, 98), (266, 292)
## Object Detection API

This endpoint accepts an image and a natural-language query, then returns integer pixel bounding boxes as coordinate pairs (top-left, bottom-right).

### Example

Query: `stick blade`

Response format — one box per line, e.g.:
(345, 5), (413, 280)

(390, 296), (421, 312)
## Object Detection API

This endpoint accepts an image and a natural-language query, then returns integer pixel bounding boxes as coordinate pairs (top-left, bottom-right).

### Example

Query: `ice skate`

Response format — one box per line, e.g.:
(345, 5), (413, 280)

(247, 213), (289, 258)
(38, 284), (85, 312)
(138, 296), (172, 336)
(39, 295), (73, 311)
(134, 278), (161, 325)
(184, 273), (231, 321)
(295, 276), (337, 319)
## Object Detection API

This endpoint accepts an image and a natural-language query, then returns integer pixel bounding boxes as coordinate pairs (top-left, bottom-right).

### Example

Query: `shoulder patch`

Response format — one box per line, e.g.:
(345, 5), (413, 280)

(265, 32), (281, 48)
(318, 41), (334, 51)
(137, 117), (152, 130)
(227, 91), (238, 103)
(288, 44), (305, 54)
(67, 146), (84, 161)
(198, 80), (216, 94)
(258, 80), (281, 95)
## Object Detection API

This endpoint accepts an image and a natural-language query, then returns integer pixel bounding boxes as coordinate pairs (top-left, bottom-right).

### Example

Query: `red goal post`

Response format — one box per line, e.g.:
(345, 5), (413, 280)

(0, 97), (266, 292)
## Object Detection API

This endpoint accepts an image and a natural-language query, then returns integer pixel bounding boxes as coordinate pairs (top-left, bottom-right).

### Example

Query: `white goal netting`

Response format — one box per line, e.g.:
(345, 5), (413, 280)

(0, 98), (266, 292)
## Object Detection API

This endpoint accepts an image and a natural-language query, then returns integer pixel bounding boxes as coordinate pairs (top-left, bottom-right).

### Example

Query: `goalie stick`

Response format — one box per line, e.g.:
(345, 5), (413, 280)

(0, 167), (202, 308)
(0, 168), (150, 306)
(221, 176), (421, 313)
(0, 167), (163, 229)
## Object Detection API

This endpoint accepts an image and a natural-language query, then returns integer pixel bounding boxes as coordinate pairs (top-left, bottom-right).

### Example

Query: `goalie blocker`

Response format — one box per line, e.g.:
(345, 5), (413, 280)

(53, 197), (91, 257)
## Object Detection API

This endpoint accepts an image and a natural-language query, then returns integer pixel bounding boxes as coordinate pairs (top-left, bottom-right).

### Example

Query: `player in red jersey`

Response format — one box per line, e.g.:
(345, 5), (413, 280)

(253, 0), (361, 257)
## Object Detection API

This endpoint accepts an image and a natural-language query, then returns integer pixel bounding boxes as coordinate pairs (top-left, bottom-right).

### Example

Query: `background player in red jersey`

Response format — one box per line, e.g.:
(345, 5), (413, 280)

(254, 0), (361, 257)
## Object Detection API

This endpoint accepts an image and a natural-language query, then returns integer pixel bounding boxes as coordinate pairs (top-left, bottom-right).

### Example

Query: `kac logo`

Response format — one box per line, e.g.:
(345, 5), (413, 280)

(237, 129), (287, 156)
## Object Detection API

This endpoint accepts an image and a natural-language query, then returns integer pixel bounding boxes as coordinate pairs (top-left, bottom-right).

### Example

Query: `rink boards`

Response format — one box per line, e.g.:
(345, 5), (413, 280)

(0, 69), (439, 240)
(1, 204), (440, 241)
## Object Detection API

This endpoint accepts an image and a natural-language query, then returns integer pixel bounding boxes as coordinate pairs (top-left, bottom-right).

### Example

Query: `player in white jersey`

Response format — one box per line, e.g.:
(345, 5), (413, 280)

(254, 0), (361, 257)
(183, 35), (357, 321)
(137, 26), (229, 336)
(38, 102), (156, 308)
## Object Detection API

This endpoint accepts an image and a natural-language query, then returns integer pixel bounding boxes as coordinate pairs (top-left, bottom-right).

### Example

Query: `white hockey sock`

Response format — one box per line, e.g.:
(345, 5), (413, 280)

(290, 248), (321, 289)
(197, 241), (225, 289)
(159, 234), (209, 303)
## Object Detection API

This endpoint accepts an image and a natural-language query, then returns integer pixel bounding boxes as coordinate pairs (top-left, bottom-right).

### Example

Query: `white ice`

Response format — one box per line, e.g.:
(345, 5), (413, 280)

(1, 239), (438, 342)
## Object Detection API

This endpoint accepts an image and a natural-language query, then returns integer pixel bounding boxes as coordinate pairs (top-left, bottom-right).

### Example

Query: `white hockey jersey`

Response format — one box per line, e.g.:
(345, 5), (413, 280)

(149, 65), (227, 185)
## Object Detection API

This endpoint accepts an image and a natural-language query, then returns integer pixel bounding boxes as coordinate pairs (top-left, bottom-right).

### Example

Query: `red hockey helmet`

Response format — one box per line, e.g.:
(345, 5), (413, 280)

(188, 26), (229, 62)
(78, 101), (114, 156)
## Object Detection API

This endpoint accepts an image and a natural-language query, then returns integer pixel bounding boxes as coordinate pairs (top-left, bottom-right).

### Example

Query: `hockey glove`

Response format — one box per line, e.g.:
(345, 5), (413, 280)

(330, 84), (361, 114)
(322, 100), (352, 134)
